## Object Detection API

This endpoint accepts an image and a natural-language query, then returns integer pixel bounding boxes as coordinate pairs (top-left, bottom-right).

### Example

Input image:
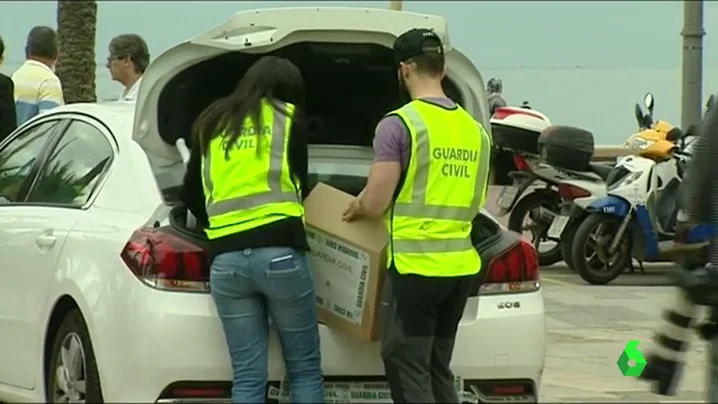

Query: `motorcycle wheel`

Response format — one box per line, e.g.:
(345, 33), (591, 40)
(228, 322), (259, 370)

(559, 220), (580, 272)
(508, 191), (562, 267)
(571, 213), (632, 285)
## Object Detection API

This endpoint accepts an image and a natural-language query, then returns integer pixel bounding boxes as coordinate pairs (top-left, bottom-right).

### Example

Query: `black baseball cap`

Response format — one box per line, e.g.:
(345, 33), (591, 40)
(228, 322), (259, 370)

(393, 28), (444, 66)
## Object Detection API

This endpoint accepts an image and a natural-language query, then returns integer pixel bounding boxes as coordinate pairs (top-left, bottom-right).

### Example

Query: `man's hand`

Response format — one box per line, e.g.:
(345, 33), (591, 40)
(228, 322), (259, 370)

(342, 198), (364, 222)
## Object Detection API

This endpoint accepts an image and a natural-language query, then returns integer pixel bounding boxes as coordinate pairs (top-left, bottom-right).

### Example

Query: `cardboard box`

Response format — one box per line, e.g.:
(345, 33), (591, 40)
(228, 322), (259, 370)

(303, 182), (388, 342)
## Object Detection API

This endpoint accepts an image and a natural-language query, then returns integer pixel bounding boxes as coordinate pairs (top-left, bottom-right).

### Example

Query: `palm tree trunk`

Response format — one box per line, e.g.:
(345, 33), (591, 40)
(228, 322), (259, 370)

(56, 0), (97, 103)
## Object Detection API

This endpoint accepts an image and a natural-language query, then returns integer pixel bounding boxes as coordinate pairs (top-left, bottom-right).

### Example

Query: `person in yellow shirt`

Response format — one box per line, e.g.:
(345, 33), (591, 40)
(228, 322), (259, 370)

(343, 28), (491, 403)
(11, 26), (64, 125)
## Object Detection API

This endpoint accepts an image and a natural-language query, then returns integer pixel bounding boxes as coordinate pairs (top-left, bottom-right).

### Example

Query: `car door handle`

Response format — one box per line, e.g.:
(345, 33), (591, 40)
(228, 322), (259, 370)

(36, 234), (57, 248)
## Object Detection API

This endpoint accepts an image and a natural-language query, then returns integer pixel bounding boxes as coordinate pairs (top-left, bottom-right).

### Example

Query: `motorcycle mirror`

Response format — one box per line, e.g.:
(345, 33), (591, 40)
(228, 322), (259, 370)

(644, 92), (655, 114)
(634, 103), (644, 128)
(666, 127), (683, 142)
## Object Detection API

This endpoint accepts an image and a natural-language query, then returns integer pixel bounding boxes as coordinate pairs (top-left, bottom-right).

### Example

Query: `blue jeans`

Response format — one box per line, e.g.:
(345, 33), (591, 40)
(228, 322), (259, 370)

(210, 247), (324, 403)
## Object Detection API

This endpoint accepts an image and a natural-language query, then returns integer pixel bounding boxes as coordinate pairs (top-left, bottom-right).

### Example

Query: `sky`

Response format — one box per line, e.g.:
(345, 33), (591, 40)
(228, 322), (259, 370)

(1, 0), (718, 69)
(2, 1), (718, 139)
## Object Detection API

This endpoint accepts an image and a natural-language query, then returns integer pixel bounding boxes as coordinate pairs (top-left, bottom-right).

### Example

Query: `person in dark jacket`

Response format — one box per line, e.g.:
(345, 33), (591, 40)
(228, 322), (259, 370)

(180, 56), (324, 403)
(487, 77), (506, 115)
(0, 36), (17, 142)
(640, 95), (718, 400)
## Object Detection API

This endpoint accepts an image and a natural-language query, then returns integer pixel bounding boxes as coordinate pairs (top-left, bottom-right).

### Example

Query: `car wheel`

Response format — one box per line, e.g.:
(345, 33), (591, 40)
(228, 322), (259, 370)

(508, 190), (563, 266)
(571, 213), (631, 285)
(46, 308), (103, 403)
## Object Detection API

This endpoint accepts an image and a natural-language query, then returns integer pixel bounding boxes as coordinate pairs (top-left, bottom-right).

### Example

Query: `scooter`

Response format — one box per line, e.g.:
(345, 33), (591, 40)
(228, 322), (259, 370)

(569, 127), (708, 285)
(546, 93), (682, 270)
(493, 108), (612, 266)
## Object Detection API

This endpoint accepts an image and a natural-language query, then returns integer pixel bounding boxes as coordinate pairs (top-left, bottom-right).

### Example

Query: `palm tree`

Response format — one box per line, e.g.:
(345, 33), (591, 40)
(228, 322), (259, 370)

(56, 0), (98, 103)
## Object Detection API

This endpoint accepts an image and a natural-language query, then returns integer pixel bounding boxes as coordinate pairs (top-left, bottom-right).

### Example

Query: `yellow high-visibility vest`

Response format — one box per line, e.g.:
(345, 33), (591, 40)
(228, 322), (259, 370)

(386, 100), (491, 276)
(201, 99), (303, 240)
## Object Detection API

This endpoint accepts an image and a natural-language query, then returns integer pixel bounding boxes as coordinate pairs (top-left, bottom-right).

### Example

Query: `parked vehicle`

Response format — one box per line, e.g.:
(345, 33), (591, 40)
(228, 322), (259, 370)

(0, 8), (546, 403)
(546, 93), (683, 270)
(492, 106), (610, 266)
(569, 123), (706, 285)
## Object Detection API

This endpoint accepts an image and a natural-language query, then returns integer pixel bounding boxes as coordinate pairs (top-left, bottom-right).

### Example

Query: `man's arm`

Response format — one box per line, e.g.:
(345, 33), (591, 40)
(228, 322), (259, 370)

(476, 122), (492, 208)
(357, 116), (406, 219)
(37, 77), (64, 113)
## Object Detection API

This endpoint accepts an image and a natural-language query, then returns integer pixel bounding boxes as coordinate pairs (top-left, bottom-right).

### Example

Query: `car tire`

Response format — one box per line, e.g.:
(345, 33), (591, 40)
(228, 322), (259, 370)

(571, 213), (631, 285)
(508, 190), (563, 267)
(46, 308), (104, 403)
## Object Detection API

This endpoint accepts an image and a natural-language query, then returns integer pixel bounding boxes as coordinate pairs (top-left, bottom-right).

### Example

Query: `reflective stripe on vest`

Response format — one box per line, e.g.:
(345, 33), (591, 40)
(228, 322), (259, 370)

(202, 102), (299, 218)
(391, 104), (491, 255)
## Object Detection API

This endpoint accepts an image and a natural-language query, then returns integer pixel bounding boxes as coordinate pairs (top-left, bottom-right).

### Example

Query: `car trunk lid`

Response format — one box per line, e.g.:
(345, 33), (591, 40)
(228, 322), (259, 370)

(131, 7), (490, 196)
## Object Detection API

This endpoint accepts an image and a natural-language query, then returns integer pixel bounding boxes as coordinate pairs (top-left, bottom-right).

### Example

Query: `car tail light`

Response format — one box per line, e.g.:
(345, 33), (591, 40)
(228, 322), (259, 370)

(120, 228), (210, 292)
(558, 183), (591, 200)
(480, 240), (540, 295)
(513, 155), (531, 171)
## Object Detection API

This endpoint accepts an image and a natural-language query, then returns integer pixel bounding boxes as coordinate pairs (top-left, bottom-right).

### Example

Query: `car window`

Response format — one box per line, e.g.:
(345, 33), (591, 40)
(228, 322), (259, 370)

(307, 159), (370, 196)
(27, 120), (114, 207)
(0, 121), (59, 203)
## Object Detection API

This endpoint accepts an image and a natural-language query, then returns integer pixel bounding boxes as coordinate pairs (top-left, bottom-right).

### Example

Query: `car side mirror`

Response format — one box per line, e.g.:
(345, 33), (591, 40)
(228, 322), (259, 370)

(0, 196), (11, 205)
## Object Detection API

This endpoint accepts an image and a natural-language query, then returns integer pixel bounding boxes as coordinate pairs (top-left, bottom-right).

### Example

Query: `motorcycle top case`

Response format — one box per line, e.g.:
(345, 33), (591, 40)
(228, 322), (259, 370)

(538, 125), (595, 171)
(490, 107), (551, 156)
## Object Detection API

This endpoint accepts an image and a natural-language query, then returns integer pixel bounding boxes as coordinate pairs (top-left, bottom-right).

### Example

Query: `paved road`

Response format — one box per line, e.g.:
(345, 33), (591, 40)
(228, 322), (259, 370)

(540, 264), (707, 402)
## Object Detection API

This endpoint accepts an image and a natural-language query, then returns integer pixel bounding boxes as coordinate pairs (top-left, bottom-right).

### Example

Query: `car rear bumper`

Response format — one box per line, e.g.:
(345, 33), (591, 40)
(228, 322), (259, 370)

(91, 281), (545, 402)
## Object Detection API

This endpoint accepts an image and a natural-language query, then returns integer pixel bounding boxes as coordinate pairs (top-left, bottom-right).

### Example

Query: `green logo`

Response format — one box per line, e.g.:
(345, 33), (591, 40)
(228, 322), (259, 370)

(617, 340), (647, 376)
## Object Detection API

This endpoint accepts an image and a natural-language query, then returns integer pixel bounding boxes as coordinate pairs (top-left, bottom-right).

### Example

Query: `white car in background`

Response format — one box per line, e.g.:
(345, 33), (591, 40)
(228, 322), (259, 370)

(0, 8), (546, 404)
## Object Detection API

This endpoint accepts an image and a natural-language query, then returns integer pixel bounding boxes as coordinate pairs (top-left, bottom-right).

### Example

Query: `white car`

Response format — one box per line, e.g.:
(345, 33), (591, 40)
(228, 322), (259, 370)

(0, 8), (546, 404)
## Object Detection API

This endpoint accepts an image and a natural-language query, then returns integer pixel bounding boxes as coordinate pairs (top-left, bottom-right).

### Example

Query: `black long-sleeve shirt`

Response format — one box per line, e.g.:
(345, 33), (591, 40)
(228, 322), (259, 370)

(0, 74), (17, 142)
(180, 122), (311, 257)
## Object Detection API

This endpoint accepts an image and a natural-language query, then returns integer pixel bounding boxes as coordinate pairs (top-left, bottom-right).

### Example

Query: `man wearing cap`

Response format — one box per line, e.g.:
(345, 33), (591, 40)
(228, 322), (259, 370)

(343, 28), (491, 403)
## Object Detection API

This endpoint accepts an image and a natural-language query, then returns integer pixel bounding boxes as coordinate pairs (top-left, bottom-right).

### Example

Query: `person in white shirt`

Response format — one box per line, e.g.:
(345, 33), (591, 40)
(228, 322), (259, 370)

(106, 34), (150, 101)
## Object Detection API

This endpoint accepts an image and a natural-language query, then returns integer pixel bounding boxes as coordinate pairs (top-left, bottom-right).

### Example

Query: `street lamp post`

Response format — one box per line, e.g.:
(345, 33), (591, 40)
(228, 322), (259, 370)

(681, 0), (705, 129)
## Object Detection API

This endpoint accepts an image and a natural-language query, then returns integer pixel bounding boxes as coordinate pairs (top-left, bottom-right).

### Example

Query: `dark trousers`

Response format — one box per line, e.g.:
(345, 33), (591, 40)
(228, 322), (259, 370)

(380, 268), (474, 403)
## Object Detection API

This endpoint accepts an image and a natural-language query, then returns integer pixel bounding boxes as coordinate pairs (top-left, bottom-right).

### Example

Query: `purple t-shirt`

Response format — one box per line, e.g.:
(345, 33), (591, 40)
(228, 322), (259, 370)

(373, 97), (457, 168)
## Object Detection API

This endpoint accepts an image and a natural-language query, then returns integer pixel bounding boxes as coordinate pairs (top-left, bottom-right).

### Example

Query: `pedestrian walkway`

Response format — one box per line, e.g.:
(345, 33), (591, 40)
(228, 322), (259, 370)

(541, 281), (707, 402)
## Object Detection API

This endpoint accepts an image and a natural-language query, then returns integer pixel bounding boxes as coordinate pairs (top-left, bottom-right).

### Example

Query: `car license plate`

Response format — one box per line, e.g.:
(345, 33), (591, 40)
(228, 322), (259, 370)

(497, 186), (519, 209)
(547, 215), (570, 239)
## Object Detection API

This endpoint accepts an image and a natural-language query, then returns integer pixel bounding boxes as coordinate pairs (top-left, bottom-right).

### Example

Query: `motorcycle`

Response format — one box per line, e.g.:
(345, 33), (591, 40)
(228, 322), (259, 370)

(569, 125), (706, 285)
(492, 106), (611, 266)
(546, 93), (683, 270)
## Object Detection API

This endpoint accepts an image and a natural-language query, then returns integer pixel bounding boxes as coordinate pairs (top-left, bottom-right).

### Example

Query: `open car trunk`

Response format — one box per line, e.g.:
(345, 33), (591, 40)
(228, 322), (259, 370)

(157, 42), (465, 150)
(132, 7), (491, 199)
